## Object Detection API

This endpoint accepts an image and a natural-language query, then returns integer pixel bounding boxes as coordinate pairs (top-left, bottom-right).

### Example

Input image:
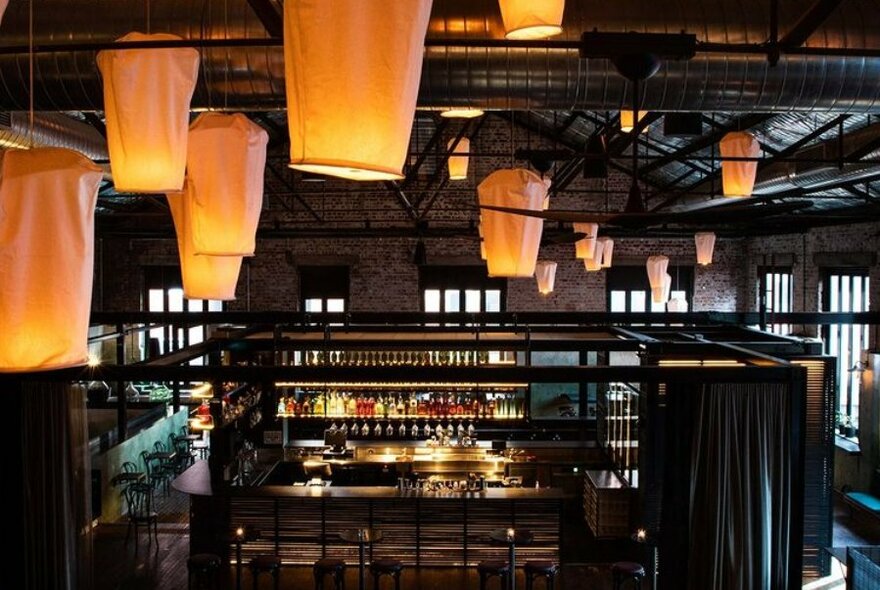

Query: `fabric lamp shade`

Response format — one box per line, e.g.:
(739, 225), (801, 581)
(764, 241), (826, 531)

(719, 131), (761, 197)
(584, 239), (605, 272)
(0, 2), (7, 26)
(0, 148), (103, 371)
(96, 32), (199, 193)
(186, 112), (268, 256)
(661, 273), (672, 304)
(598, 237), (614, 268)
(284, 0), (432, 181)
(441, 108), (484, 119)
(167, 182), (243, 301)
(499, 0), (565, 40)
(620, 110), (649, 133)
(448, 137), (470, 180)
(573, 222), (598, 259)
(695, 232), (716, 265)
(667, 295), (689, 312)
(535, 261), (557, 295)
(646, 255), (669, 302)
(478, 168), (549, 277)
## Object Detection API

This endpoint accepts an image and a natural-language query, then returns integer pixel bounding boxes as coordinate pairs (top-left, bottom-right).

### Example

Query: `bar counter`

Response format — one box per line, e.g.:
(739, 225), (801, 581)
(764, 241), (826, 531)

(176, 461), (566, 566)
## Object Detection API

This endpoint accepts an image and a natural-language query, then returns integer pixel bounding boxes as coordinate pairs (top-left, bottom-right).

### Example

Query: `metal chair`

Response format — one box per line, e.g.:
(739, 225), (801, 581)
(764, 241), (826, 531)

(124, 482), (159, 553)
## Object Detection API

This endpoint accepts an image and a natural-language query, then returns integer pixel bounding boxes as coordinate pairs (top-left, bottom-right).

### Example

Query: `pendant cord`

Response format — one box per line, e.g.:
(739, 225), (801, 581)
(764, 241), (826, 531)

(28, 0), (34, 141)
(223, 0), (229, 110)
(146, 0), (151, 34)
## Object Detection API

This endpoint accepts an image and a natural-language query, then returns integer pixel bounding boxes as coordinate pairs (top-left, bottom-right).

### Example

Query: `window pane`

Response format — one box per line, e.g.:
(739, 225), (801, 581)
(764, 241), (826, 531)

(650, 297), (665, 312)
(208, 299), (223, 312)
(187, 299), (203, 312)
(424, 289), (441, 312)
(630, 291), (646, 313)
(168, 288), (184, 312)
(610, 291), (627, 313)
(444, 289), (460, 312)
(485, 290), (501, 312)
(304, 298), (323, 312)
(148, 289), (164, 312)
(326, 298), (345, 312)
(465, 290), (481, 312)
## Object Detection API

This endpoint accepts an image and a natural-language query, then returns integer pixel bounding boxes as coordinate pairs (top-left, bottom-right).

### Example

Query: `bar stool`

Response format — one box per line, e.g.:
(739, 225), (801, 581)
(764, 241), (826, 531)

(187, 553), (221, 590)
(524, 561), (559, 590)
(250, 555), (282, 590)
(611, 561), (645, 590)
(477, 560), (510, 590)
(314, 557), (346, 590)
(370, 558), (403, 590)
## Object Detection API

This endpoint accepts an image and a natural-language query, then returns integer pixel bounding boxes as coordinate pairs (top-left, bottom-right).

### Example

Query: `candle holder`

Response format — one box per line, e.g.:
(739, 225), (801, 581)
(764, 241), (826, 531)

(631, 527), (658, 590)
(234, 524), (255, 590)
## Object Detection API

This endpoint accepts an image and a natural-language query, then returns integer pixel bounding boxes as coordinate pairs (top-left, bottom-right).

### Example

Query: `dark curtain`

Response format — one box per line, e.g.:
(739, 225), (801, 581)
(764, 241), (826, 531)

(19, 382), (93, 590)
(687, 383), (792, 590)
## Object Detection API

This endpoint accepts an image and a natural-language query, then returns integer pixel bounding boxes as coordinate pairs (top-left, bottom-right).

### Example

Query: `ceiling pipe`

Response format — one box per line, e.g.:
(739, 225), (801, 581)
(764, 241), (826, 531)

(0, 111), (107, 160)
(0, 0), (878, 112)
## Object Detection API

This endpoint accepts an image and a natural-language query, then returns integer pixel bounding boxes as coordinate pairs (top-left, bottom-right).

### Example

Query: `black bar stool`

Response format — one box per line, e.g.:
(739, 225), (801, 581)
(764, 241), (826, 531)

(611, 561), (645, 590)
(370, 558), (404, 590)
(477, 560), (510, 590)
(187, 553), (221, 590)
(314, 557), (346, 590)
(524, 561), (559, 590)
(250, 555), (282, 590)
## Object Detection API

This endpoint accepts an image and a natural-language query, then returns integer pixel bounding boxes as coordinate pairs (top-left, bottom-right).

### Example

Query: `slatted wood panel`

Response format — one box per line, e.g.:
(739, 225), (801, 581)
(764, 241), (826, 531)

(324, 499), (372, 564)
(277, 497), (325, 563)
(229, 497), (280, 563)
(418, 498), (468, 566)
(793, 358), (835, 578)
(371, 499), (419, 563)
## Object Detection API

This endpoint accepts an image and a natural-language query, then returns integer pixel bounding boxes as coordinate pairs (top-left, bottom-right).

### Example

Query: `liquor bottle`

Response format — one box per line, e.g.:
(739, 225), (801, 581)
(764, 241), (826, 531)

(367, 397), (376, 416)
(294, 400), (302, 416)
(286, 398), (294, 415)
(396, 396), (405, 417)
(301, 396), (311, 416)
(487, 399), (495, 419)
(417, 398), (426, 417)
(375, 397), (385, 418)
(356, 396), (364, 417)
(313, 394), (325, 416)
(456, 397), (465, 416)
(346, 395), (357, 417)
(408, 394), (418, 417)
(277, 397), (286, 416)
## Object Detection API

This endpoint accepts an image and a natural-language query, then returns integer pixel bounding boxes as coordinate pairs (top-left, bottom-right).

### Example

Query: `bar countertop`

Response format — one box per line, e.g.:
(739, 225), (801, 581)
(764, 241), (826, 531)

(173, 460), (567, 499)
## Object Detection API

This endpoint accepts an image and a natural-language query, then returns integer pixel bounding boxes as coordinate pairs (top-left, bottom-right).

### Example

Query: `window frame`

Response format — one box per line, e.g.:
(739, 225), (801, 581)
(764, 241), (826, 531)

(757, 265), (794, 335)
(606, 265), (694, 313)
(299, 265), (350, 313)
(418, 266), (506, 313)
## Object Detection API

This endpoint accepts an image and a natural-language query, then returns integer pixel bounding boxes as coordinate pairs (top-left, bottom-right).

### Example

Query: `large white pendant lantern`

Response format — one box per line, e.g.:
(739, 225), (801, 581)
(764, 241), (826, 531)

(695, 232), (716, 266)
(499, 0), (565, 40)
(598, 237), (614, 268)
(719, 131), (761, 197)
(620, 110), (649, 133)
(535, 261), (557, 295)
(584, 239), (606, 272)
(0, 148), (103, 371)
(573, 223), (598, 259)
(284, 0), (433, 181)
(186, 113), (268, 256)
(448, 137), (470, 180)
(646, 255), (669, 303)
(167, 182), (243, 301)
(478, 168), (549, 277)
(96, 32), (199, 193)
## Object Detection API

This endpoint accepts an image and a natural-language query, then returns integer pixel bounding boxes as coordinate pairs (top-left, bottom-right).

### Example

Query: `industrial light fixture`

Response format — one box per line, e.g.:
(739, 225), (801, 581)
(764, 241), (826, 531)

(646, 255), (669, 303)
(448, 137), (470, 180)
(695, 232), (716, 265)
(284, 1), (432, 181)
(498, 0), (565, 40)
(719, 131), (761, 197)
(440, 108), (485, 119)
(534, 261), (557, 295)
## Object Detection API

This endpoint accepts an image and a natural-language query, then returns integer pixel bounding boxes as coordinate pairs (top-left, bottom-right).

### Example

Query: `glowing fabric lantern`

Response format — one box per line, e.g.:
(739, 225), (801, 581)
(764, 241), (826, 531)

(598, 237), (614, 268)
(661, 273), (672, 304)
(584, 239), (605, 272)
(448, 137), (470, 180)
(574, 223), (598, 259)
(499, 0), (565, 40)
(0, 2), (8, 26)
(667, 295), (689, 312)
(535, 261), (557, 295)
(719, 131), (761, 197)
(186, 113), (268, 256)
(478, 169), (549, 277)
(0, 148), (102, 371)
(96, 32), (199, 193)
(620, 111), (649, 133)
(646, 255), (669, 303)
(167, 182), (243, 300)
(284, 0), (432, 181)
(695, 232), (716, 266)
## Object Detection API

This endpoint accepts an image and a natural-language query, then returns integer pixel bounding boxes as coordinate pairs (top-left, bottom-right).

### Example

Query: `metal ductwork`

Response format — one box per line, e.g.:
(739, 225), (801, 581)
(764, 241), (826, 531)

(753, 123), (880, 194)
(0, 0), (878, 112)
(0, 111), (107, 160)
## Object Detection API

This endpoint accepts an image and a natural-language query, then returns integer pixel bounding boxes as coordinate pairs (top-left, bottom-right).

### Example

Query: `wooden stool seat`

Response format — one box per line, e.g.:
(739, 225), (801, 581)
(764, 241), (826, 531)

(314, 557), (346, 590)
(187, 553), (221, 590)
(478, 560), (510, 590)
(370, 558), (404, 590)
(524, 560), (559, 590)
(611, 561), (645, 590)
(250, 555), (282, 590)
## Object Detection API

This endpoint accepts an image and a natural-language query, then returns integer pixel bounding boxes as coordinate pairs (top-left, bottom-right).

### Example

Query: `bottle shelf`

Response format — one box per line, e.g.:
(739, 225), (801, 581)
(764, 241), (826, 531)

(277, 413), (524, 420)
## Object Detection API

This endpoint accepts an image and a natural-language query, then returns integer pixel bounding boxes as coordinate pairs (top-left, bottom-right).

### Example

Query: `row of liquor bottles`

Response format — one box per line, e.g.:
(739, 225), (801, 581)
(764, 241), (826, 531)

(298, 349), (505, 367)
(323, 420), (478, 440)
(276, 391), (525, 420)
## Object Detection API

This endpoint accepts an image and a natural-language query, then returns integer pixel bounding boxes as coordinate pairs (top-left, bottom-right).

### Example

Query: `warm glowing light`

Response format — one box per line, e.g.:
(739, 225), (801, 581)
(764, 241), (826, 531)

(284, 1), (432, 181)
(448, 137), (470, 180)
(0, 148), (103, 372)
(478, 169), (549, 277)
(719, 131), (761, 197)
(274, 382), (528, 388)
(598, 237), (614, 268)
(667, 295), (688, 312)
(646, 255), (669, 303)
(235, 527), (245, 539)
(189, 416), (215, 431)
(636, 528), (647, 542)
(534, 261), (557, 295)
(87, 354), (102, 368)
(440, 108), (485, 119)
(620, 110), (649, 133)
(584, 239), (606, 272)
(499, 0), (565, 40)
(695, 232), (716, 265)
(190, 382), (214, 399)
(573, 223), (598, 260)
(96, 33), (199, 193)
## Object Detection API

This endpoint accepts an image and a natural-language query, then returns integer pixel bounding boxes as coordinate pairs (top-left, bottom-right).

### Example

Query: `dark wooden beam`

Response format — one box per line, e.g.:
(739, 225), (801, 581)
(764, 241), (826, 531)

(402, 118), (449, 190)
(384, 181), (419, 222)
(266, 163), (323, 222)
(779, 0), (845, 48)
(245, 0), (283, 38)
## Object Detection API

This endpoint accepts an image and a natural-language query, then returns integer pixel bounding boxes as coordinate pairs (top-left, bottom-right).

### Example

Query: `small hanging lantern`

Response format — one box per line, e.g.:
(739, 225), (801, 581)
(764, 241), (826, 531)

(646, 255), (669, 303)
(535, 261), (557, 295)
(167, 181), (243, 301)
(719, 131), (761, 197)
(0, 148), (103, 371)
(667, 295), (689, 312)
(584, 239), (606, 272)
(186, 113), (268, 256)
(695, 232), (716, 266)
(498, 0), (565, 40)
(478, 168), (549, 277)
(661, 273), (673, 304)
(96, 32), (199, 193)
(620, 110), (649, 133)
(598, 237), (614, 268)
(448, 137), (470, 180)
(573, 222), (598, 259)
(284, 1), (433, 181)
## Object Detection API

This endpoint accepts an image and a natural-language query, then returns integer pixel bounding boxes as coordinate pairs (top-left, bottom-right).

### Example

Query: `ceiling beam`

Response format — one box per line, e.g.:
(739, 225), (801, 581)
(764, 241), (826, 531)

(402, 117), (448, 190)
(384, 181), (419, 222)
(266, 163), (323, 222)
(245, 0), (283, 38)
(779, 0), (845, 49)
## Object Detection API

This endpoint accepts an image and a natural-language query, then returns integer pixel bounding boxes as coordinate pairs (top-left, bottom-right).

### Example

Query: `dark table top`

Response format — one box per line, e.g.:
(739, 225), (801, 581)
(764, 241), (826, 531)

(111, 472), (145, 486)
(489, 528), (534, 545)
(339, 528), (384, 544)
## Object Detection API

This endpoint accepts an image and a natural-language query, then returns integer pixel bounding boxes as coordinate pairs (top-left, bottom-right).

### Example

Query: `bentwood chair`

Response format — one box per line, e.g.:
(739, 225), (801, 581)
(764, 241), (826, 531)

(124, 482), (159, 553)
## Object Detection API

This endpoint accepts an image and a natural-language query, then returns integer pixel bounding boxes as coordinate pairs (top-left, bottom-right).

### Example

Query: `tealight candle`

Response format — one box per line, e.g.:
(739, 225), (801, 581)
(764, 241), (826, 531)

(636, 528), (647, 542)
(506, 527), (515, 540)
